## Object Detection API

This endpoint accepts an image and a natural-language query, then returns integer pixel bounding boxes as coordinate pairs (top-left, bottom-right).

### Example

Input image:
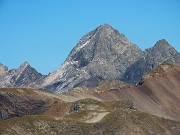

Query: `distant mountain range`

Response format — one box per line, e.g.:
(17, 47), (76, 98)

(0, 24), (180, 93)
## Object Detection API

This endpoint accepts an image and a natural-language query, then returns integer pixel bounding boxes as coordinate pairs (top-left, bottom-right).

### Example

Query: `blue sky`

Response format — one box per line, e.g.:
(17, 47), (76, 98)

(0, 0), (180, 74)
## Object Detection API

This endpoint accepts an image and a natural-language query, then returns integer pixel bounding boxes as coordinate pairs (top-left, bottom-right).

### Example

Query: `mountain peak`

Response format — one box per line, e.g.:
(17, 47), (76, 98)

(15, 61), (43, 86)
(154, 39), (171, 48)
(157, 39), (168, 43)
(99, 23), (113, 29)
(144, 38), (180, 71)
(21, 61), (30, 68)
(18, 61), (30, 73)
(68, 24), (122, 59)
(95, 24), (129, 44)
(144, 39), (174, 53)
(96, 23), (118, 34)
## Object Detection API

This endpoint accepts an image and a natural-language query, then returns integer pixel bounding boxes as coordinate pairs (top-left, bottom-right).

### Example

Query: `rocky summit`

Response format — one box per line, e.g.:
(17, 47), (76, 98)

(39, 24), (180, 93)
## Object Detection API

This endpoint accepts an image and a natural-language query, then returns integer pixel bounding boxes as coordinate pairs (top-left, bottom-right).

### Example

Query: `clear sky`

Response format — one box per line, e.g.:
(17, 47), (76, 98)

(0, 0), (180, 74)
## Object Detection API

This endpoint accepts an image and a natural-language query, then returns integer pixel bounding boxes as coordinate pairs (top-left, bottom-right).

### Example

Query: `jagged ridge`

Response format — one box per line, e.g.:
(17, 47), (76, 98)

(0, 61), (44, 88)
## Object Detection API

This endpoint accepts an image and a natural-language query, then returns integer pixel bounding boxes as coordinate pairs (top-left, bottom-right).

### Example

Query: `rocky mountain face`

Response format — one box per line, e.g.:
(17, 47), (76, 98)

(40, 24), (143, 93)
(0, 61), (44, 88)
(40, 24), (180, 93)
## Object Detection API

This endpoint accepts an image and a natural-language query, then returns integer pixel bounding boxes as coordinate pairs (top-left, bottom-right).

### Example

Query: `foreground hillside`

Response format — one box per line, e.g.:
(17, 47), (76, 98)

(1, 98), (180, 135)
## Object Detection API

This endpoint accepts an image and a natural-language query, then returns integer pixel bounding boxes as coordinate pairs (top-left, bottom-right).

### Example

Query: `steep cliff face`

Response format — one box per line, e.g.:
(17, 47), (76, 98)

(41, 24), (143, 93)
(0, 61), (44, 88)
